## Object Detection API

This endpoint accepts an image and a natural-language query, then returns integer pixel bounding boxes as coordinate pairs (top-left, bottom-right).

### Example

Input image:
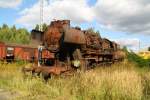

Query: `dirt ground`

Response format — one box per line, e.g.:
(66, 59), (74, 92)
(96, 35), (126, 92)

(0, 89), (20, 100)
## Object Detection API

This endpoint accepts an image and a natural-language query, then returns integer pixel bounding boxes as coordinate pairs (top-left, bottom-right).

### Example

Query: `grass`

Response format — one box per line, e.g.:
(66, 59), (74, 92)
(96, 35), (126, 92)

(0, 61), (150, 100)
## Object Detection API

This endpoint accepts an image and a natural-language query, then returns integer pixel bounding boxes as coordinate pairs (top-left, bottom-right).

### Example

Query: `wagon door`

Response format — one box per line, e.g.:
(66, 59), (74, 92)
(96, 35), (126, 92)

(6, 47), (15, 62)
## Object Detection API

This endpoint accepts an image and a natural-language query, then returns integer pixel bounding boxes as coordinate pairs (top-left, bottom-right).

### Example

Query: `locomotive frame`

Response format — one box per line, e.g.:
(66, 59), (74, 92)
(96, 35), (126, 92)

(0, 20), (125, 77)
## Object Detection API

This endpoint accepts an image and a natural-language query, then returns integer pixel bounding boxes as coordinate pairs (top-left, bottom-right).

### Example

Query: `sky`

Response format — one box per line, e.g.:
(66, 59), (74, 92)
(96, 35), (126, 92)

(0, 0), (150, 52)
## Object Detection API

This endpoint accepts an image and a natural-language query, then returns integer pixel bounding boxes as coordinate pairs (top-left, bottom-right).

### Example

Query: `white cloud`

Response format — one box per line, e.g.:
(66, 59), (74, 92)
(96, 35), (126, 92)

(0, 0), (22, 8)
(115, 38), (140, 52)
(94, 0), (150, 34)
(16, 0), (95, 28)
(16, 0), (150, 35)
(115, 38), (139, 47)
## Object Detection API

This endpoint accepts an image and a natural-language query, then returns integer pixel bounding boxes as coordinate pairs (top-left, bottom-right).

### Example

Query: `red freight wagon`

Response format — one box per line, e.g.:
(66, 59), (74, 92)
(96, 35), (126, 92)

(0, 42), (54, 63)
(1, 43), (38, 62)
(0, 42), (5, 60)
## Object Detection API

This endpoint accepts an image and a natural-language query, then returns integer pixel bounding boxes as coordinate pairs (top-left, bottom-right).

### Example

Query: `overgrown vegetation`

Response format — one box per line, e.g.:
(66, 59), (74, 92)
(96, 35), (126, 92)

(0, 24), (30, 44)
(0, 62), (150, 100)
(0, 25), (150, 99)
(148, 47), (150, 51)
(0, 23), (49, 44)
(127, 52), (150, 67)
(34, 23), (48, 32)
(123, 47), (150, 67)
(87, 28), (101, 36)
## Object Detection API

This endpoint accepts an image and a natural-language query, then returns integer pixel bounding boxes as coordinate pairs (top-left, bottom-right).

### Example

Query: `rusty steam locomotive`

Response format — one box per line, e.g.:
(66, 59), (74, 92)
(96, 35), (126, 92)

(28, 20), (125, 74)
(0, 20), (125, 76)
(42, 20), (125, 68)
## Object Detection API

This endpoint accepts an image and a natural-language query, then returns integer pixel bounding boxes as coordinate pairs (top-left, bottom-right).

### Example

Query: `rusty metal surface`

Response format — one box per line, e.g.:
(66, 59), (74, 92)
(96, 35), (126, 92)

(43, 26), (62, 52)
(43, 20), (124, 68)
(50, 20), (70, 29)
(1, 20), (125, 76)
(0, 42), (54, 62)
(84, 31), (102, 49)
(113, 50), (126, 60)
(63, 28), (86, 44)
(102, 38), (112, 50)
(31, 30), (44, 44)
(23, 65), (69, 75)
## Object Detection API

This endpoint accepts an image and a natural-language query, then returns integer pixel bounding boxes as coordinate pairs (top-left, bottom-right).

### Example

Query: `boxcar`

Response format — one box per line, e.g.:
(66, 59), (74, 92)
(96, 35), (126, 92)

(0, 42), (54, 63)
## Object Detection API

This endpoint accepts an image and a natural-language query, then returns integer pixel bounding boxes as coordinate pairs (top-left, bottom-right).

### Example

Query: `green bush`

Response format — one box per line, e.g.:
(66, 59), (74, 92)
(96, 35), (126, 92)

(127, 52), (150, 67)
(0, 24), (30, 44)
(122, 47), (150, 67)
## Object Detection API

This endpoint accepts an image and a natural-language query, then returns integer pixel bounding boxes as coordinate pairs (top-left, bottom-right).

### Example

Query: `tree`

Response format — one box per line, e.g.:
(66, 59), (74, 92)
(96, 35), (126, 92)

(35, 24), (40, 30)
(148, 47), (150, 51)
(87, 28), (99, 36)
(17, 28), (30, 44)
(2, 24), (8, 29)
(87, 28), (95, 33)
(122, 46), (128, 52)
(0, 24), (30, 44)
(11, 25), (17, 32)
(96, 30), (101, 37)
(35, 23), (48, 32)
(43, 23), (48, 31)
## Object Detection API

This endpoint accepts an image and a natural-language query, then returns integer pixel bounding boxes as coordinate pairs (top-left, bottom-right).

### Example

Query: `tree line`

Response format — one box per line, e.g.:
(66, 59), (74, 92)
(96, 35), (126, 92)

(0, 24), (30, 44)
(0, 23), (49, 44)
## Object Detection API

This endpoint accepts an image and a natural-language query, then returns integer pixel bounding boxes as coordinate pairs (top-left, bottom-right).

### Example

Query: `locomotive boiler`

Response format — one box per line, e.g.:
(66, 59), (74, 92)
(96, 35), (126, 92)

(40, 20), (125, 71)
(0, 19), (125, 78)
